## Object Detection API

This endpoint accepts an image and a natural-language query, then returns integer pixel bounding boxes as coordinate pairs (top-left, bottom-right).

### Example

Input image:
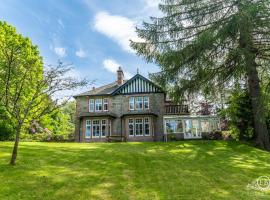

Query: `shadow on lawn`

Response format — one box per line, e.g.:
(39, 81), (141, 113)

(0, 141), (269, 200)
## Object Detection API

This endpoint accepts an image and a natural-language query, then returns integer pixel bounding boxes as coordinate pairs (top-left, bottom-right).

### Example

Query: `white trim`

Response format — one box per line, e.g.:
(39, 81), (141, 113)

(129, 97), (135, 110)
(89, 99), (94, 112)
(128, 118), (135, 137)
(85, 120), (91, 139)
(103, 98), (109, 112)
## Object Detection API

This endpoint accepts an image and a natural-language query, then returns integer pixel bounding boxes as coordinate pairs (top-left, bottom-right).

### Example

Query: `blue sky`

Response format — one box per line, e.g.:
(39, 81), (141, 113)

(0, 0), (161, 89)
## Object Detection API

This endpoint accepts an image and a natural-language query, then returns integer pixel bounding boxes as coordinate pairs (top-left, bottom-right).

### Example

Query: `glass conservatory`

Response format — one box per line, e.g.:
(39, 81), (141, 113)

(163, 116), (220, 141)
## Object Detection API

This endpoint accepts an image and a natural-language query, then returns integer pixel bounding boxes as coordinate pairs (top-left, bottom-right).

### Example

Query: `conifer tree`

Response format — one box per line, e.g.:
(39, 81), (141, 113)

(131, 0), (270, 150)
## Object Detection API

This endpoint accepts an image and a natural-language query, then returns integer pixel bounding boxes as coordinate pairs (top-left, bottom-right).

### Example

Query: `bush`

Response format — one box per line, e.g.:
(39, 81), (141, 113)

(0, 121), (15, 141)
(203, 131), (223, 140)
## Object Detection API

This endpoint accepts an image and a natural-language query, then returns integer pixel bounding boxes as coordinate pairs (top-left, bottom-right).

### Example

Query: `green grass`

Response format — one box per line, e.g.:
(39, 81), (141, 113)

(0, 141), (269, 200)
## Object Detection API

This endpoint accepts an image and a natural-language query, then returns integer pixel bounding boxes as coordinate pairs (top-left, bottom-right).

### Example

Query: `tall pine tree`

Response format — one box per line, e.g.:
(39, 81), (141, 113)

(131, 0), (270, 150)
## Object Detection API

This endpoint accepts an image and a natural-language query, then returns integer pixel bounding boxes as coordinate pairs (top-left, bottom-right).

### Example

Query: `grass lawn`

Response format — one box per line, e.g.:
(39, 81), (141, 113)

(0, 141), (269, 200)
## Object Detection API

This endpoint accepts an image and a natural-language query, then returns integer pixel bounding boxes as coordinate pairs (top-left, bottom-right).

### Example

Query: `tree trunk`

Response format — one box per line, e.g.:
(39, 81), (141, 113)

(246, 58), (270, 151)
(10, 122), (22, 165)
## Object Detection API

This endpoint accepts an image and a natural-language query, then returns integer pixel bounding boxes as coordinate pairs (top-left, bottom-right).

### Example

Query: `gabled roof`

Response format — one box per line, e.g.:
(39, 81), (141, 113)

(112, 74), (163, 95)
(74, 74), (163, 98)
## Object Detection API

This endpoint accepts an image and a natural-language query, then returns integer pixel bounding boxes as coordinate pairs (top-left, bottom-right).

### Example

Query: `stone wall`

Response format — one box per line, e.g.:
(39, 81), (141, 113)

(75, 93), (166, 142)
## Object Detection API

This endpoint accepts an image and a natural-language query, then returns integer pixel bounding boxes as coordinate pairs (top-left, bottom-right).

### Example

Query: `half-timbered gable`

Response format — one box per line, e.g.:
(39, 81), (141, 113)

(112, 74), (163, 95)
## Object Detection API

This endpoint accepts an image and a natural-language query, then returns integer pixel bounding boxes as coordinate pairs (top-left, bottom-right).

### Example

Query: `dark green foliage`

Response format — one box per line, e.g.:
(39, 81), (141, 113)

(21, 101), (76, 142)
(131, 0), (270, 150)
(131, 0), (269, 99)
(220, 89), (254, 140)
(0, 121), (14, 141)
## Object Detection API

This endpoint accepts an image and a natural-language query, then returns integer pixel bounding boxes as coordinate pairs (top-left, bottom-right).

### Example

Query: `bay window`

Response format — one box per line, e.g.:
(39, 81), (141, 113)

(128, 117), (151, 137)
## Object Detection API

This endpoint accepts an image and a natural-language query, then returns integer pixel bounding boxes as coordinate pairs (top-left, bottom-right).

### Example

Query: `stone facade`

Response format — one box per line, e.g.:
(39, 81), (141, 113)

(75, 92), (166, 142)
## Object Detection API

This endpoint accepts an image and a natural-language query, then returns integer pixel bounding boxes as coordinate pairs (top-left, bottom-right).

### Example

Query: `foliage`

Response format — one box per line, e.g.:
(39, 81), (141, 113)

(36, 101), (76, 142)
(0, 21), (88, 164)
(131, 0), (270, 150)
(220, 89), (254, 140)
(0, 141), (269, 200)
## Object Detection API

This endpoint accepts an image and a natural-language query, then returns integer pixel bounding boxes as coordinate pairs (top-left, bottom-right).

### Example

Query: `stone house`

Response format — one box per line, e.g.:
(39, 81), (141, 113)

(74, 67), (220, 142)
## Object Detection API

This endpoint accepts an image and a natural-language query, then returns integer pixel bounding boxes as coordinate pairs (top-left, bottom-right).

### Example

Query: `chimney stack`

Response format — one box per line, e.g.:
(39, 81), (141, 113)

(117, 66), (124, 85)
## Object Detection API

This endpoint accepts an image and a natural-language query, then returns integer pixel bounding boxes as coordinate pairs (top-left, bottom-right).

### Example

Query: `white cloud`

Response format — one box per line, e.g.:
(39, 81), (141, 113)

(75, 49), (87, 58)
(93, 12), (143, 53)
(54, 47), (66, 57)
(103, 59), (133, 79)
(103, 59), (120, 73)
(144, 0), (159, 8)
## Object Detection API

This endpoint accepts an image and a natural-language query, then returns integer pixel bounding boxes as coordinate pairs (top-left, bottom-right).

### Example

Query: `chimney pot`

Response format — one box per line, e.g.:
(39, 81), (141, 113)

(117, 66), (124, 85)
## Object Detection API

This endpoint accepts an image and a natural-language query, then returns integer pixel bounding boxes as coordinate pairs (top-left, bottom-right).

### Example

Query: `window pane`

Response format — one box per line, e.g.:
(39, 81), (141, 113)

(166, 121), (174, 134)
(93, 120), (100, 137)
(144, 118), (150, 136)
(95, 99), (102, 111)
(201, 120), (210, 132)
(128, 119), (134, 136)
(165, 119), (183, 133)
(101, 120), (106, 137)
(129, 97), (134, 110)
(135, 97), (143, 110)
(85, 120), (91, 138)
(103, 99), (108, 111)
(135, 118), (143, 135)
(184, 120), (192, 133)
(144, 97), (149, 109)
(89, 99), (94, 112)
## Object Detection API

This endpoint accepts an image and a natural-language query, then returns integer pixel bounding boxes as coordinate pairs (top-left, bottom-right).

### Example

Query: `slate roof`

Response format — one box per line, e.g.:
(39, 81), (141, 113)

(74, 73), (163, 97)
(74, 81), (122, 97)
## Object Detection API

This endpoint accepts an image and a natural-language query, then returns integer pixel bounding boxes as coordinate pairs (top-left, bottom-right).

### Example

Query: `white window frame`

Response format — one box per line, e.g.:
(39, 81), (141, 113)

(144, 97), (149, 110)
(85, 120), (92, 138)
(95, 99), (103, 112)
(89, 99), (94, 112)
(129, 97), (135, 110)
(135, 118), (143, 136)
(101, 120), (106, 137)
(144, 118), (150, 136)
(135, 97), (143, 110)
(103, 99), (108, 111)
(128, 118), (134, 137)
(92, 120), (100, 138)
